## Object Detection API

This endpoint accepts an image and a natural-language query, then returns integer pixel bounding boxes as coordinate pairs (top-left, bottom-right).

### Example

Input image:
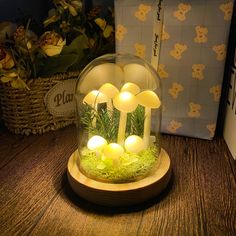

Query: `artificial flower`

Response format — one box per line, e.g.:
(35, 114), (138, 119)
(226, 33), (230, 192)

(0, 70), (29, 89)
(58, 0), (82, 16)
(0, 48), (15, 69)
(0, 71), (18, 83)
(94, 18), (113, 38)
(39, 31), (66, 56)
(0, 22), (16, 43)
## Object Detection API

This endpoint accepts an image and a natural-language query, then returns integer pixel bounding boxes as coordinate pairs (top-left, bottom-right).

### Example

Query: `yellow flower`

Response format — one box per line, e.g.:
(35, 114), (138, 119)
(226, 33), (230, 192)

(95, 18), (106, 30)
(94, 18), (113, 38)
(0, 48), (15, 69)
(58, 0), (82, 16)
(0, 72), (18, 83)
(68, 5), (77, 16)
(0, 71), (29, 89)
(40, 31), (66, 56)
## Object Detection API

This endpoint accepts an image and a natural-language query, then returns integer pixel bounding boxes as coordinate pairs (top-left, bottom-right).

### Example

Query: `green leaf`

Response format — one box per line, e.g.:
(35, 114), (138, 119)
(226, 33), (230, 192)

(41, 54), (79, 77)
(62, 34), (89, 55)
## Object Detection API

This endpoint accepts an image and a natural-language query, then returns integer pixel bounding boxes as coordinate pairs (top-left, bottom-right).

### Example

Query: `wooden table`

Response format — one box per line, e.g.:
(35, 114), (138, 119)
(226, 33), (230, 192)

(0, 125), (235, 236)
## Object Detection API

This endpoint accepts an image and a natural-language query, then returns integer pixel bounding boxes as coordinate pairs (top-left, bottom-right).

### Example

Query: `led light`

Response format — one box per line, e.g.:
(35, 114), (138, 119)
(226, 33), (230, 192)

(103, 143), (124, 165)
(87, 135), (107, 151)
(124, 135), (144, 154)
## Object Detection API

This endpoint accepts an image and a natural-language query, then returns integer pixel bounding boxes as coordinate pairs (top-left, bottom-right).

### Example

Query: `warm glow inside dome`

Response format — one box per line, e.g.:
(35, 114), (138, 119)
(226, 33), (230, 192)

(75, 54), (162, 183)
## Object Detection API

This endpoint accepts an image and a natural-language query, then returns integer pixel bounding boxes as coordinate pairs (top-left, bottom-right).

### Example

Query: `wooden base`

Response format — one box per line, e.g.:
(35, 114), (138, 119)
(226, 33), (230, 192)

(67, 148), (171, 206)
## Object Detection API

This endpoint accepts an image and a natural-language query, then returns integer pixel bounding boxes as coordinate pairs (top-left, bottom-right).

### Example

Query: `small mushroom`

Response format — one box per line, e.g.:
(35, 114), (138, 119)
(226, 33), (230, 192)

(113, 91), (138, 145)
(83, 90), (108, 127)
(136, 90), (161, 148)
(103, 143), (124, 166)
(121, 82), (140, 95)
(87, 135), (107, 157)
(124, 135), (144, 154)
(99, 83), (119, 114)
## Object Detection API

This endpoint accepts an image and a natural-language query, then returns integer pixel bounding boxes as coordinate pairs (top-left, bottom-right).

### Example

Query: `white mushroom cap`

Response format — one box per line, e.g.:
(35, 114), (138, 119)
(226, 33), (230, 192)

(124, 135), (145, 154)
(136, 90), (161, 108)
(121, 82), (140, 95)
(124, 63), (157, 90)
(87, 135), (108, 151)
(83, 90), (108, 105)
(99, 83), (119, 98)
(113, 91), (138, 113)
(103, 143), (124, 159)
(79, 63), (123, 94)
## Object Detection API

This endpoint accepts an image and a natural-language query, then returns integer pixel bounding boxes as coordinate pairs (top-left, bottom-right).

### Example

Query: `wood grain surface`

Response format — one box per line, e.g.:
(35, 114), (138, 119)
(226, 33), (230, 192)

(0, 125), (235, 236)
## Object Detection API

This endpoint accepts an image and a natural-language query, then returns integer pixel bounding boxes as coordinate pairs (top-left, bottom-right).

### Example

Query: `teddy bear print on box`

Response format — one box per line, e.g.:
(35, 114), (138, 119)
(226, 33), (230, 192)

(159, 0), (233, 139)
(115, 0), (161, 63)
(115, 0), (233, 139)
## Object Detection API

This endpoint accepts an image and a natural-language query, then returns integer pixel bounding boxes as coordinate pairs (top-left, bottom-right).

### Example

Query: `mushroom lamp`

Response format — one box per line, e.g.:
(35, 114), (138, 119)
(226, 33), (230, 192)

(68, 54), (171, 206)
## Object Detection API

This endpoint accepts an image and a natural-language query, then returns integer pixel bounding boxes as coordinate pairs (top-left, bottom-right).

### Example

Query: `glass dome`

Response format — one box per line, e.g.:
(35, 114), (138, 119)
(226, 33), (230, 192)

(75, 54), (162, 183)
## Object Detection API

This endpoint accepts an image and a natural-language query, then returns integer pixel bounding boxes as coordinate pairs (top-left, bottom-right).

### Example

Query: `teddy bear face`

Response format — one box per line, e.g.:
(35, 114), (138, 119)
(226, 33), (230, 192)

(192, 64), (206, 80)
(161, 25), (170, 41)
(135, 4), (151, 22)
(170, 43), (187, 60)
(194, 26), (208, 43)
(209, 85), (221, 102)
(206, 123), (216, 138)
(166, 120), (182, 133)
(219, 2), (233, 21)
(188, 102), (201, 118)
(173, 3), (191, 21)
(116, 24), (127, 41)
(212, 44), (226, 61)
(168, 82), (184, 99)
(134, 43), (146, 58)
(158, 64), (169, 79)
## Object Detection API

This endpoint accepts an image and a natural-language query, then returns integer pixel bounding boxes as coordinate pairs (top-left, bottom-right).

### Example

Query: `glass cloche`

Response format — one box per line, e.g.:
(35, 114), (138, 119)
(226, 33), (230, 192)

(75, 54), (162, 183)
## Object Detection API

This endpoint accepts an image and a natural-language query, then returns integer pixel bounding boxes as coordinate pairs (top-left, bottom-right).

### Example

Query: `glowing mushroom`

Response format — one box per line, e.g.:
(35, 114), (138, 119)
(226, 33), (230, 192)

(83, 90), (108, 127)
(124, 135), (144, 154)
(136, 90), (161, 148)
(121, 82), (140, 95)
(87, 135), (107, 157)
(103, 143), (124, 166)
(113, 91), (138, 145)
(99, 83), (119, 114)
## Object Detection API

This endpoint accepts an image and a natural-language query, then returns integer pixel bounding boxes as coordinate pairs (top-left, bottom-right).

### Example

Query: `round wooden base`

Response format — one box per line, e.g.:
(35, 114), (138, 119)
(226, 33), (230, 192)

(67, 148), (171, 206)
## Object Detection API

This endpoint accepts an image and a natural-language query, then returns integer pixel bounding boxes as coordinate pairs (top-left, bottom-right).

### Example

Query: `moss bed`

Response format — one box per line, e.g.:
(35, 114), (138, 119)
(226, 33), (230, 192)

(79, 146), (159, 183)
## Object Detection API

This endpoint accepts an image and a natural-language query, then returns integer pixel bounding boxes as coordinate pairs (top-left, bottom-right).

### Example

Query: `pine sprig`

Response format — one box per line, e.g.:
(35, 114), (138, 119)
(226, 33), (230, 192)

(80, 104), (145, 142)
(130, 105), (145, 136)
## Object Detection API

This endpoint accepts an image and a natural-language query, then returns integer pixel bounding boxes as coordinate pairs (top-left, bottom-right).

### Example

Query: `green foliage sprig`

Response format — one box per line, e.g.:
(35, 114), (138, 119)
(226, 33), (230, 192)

(80, 104), (145, 143)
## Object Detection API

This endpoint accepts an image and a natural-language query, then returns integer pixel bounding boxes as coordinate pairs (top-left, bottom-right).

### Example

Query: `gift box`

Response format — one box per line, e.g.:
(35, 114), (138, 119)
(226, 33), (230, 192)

(224, 49), (236, 159)
(115, 0), (234, 139)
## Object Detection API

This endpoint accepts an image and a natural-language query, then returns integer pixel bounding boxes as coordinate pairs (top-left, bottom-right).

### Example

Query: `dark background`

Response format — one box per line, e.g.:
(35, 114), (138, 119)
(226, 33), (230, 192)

(0, 0), (113, 23)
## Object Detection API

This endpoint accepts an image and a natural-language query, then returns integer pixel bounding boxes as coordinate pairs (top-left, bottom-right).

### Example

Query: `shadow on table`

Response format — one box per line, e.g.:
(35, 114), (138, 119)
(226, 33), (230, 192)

(60, 170), (174, 215)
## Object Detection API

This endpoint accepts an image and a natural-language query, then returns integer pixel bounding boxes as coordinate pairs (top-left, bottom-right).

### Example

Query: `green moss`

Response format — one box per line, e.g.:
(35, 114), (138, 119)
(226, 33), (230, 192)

(79, 146), (159, 183)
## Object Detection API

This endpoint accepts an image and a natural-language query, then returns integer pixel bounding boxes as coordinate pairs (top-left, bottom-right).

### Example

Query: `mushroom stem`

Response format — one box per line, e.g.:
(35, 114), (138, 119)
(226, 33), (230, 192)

(107, 99), (113, 116)
(143, 107), (151, 148)
(117, 112), (127, 145)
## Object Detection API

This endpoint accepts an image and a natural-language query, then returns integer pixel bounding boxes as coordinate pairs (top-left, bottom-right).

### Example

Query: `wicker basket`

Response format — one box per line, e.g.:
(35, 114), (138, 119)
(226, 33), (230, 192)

(0, 72), (79, 135)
